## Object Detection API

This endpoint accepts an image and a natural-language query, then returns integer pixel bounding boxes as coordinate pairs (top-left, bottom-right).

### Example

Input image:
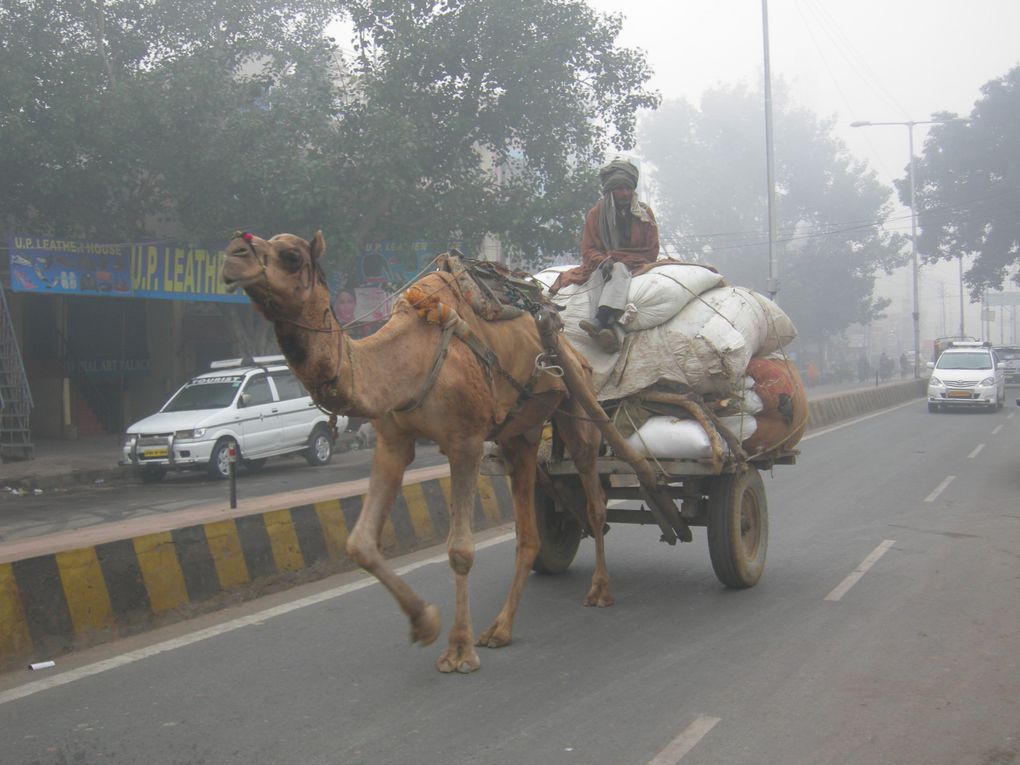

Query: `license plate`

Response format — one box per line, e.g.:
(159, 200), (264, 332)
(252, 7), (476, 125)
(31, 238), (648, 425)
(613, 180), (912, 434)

(947, 390), (972, 399)
(142, 447), (169, 458)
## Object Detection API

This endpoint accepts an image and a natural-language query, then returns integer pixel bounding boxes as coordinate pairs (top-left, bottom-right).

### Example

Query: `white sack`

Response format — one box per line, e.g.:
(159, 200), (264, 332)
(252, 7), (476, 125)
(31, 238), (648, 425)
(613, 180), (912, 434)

(535, 268), (797, 402)
(617, 264), (724, 332)
(623, 414), (758, 459)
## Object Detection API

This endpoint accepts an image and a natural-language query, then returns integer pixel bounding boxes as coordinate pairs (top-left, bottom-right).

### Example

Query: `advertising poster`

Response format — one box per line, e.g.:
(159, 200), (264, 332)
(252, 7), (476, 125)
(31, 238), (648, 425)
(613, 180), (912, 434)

(8, 235), (132, 295)
(7, 235), (247, 303)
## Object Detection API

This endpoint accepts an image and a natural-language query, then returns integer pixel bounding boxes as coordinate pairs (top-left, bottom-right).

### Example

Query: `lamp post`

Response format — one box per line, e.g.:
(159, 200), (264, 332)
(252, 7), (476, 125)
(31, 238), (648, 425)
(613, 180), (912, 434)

(850, 118), (969, 377)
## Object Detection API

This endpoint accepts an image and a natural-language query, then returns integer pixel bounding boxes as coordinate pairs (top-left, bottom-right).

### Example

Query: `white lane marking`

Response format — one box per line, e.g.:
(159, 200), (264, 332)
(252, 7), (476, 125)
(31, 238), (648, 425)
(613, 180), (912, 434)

(1008, 412), (1016, 420)
(992, 424), (1004, 435)
(0, 531), (517, 707)
(645, 715), (722, 765)
(925, 476), (956, 503)
(968, 444), (985, 459)
(825, 540), (896, 602)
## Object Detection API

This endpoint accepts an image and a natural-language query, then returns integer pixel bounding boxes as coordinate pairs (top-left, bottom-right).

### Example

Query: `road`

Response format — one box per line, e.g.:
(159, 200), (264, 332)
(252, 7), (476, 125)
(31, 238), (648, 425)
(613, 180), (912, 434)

(0, 443), (448, 543)
(2, 399), (1019, 764)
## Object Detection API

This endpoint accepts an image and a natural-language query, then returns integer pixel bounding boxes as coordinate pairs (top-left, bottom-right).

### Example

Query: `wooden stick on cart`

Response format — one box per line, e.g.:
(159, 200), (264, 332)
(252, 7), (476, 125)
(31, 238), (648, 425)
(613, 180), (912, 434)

(536, 310), (693, 544)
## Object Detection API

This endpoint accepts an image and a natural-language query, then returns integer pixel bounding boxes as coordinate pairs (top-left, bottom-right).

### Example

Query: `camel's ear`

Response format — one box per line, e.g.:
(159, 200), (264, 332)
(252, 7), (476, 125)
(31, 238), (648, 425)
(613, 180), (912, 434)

(309, 230), (325, 263)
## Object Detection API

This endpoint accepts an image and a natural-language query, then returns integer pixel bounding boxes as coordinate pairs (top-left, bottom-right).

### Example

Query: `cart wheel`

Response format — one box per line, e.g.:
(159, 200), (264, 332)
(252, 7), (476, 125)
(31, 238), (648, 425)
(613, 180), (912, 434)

(707, 468), (768, 588)
(532, 484), (583, 575)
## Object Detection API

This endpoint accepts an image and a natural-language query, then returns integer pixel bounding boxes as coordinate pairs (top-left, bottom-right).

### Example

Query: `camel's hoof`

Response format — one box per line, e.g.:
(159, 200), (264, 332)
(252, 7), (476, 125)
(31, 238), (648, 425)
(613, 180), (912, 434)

(410, 605), (441, 646)
(583, 590), (615, 608)
(436, 645), (481, 674)
(475, 623), (512, 649)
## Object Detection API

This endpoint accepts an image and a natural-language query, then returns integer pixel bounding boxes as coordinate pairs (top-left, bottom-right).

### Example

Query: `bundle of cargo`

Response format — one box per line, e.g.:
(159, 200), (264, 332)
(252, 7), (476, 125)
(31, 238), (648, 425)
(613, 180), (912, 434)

(535, 261), (806, 463)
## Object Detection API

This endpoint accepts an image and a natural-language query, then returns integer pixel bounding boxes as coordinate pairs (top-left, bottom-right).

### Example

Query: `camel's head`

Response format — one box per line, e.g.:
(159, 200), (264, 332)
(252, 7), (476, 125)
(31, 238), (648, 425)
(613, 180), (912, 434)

(222, 231), (329, 320)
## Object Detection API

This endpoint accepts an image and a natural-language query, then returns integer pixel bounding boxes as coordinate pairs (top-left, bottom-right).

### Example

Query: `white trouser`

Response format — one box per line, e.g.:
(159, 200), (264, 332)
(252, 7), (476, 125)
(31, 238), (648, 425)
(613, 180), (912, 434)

(586, 260), (632, 317)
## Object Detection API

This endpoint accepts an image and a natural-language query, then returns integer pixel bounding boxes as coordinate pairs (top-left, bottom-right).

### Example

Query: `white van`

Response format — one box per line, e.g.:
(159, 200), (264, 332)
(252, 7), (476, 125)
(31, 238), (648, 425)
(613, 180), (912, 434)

(120, 356), (346, 482)
(927, 341), (1006, 413)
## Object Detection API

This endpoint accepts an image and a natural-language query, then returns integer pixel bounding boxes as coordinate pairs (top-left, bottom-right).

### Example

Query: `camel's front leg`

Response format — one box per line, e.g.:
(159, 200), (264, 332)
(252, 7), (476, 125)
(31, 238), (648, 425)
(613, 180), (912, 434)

(435, 447), (483, 673)
(555, 410), (614, 608)
(345, 426), (441, 647)
(476, 435), (542, 649)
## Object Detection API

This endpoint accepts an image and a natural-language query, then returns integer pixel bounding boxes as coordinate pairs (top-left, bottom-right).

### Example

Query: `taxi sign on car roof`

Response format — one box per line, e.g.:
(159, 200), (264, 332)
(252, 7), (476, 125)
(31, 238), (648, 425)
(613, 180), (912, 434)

(947, 340), (990, 348)
(208, 355), (287, 369)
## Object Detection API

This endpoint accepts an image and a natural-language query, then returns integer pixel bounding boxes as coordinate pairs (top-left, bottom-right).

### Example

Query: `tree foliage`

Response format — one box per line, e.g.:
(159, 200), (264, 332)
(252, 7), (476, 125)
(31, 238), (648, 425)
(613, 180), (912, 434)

(0, 0), (658, 277)
(329, 0), (659, 266)
(0, 0), (340, 244)
(910, 67), (1020, 297)
(639, 84), (906, 348)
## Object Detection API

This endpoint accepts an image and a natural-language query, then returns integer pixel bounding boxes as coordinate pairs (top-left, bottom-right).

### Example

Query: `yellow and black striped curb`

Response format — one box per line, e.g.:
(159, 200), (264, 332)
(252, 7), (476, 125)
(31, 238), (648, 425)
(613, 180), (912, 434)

(807, 379), (926, 430)
(0, 473), (514, 672)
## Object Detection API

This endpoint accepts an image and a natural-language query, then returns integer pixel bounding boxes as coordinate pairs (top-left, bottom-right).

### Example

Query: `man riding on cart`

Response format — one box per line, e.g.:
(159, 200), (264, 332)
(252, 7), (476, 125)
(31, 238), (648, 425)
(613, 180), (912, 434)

(550, 158), (660, 354)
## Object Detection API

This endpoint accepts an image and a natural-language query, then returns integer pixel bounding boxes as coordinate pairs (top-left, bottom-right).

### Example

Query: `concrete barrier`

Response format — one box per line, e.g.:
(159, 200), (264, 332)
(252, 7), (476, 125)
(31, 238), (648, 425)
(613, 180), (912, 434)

(806, 379), (926, 430)
(0, 470), (515, 672)
(0, 381), (926, 671)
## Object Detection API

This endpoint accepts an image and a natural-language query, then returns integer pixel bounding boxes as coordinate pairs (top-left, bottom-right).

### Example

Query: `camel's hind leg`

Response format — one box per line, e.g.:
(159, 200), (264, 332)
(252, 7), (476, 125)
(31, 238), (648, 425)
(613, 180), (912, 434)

(554, 405), (613, 607)
(345, 425), (441, 648)
(476, 434), (542, 649)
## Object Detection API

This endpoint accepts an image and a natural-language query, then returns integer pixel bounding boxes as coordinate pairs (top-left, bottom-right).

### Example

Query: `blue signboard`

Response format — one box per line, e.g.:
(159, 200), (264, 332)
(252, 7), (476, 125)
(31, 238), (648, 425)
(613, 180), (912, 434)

(8, 235), (247, 303)
(8, 235), (131, 295)
(130, 243), (247, 303)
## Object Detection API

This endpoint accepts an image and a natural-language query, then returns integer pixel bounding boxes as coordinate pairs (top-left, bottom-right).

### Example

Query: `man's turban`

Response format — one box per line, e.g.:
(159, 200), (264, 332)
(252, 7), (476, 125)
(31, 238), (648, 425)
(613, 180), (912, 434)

(599, 159), (640, 194)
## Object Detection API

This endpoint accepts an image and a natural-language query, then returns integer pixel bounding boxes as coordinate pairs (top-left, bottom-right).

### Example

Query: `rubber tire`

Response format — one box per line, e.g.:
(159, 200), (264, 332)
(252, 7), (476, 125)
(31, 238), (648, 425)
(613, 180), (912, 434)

(928, 402), (940, 413)
(532, 484), (583, 575)
(207, 438), (238, 480)
(139, 466), (166, 483)
(244, 458), (267, 472)
(707, 468), (768, 589)
(304, 426), (333, 467)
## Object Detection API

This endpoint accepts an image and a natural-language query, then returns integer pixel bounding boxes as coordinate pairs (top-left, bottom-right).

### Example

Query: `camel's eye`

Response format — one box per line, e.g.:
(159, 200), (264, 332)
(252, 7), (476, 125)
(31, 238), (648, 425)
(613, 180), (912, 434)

(279, 249), (303, 272)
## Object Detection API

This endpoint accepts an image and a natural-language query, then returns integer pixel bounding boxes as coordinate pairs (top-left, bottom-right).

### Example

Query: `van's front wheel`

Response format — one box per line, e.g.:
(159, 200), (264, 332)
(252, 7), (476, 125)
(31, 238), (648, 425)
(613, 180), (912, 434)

(207, 438), (238, 480)
(304, 426), (333, 467)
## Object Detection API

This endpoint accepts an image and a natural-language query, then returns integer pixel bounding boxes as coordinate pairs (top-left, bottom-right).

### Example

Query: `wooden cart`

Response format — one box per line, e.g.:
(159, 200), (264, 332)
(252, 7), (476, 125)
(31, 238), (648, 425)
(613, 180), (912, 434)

(482, 441), (797, 589)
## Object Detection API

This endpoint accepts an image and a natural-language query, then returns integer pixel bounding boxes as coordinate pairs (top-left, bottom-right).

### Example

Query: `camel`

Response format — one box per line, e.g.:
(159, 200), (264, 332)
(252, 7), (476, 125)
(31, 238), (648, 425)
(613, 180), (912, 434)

(221, 231), (612, 673)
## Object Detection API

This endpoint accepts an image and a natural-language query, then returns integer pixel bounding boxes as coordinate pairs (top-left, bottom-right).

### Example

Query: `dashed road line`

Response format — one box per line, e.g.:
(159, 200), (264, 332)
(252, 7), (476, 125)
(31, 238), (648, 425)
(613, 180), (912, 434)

(968, 444), (985, 459)
(925, 475), (955, 503)
(645, 715), (722, 765)
(992, 424), (1004, 435)
(825, 540), (896, 602)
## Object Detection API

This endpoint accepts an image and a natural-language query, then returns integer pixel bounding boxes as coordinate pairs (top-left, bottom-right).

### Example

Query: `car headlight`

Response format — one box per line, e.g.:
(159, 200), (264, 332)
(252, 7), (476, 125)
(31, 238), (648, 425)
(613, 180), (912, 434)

(929, 377), (943, 386)
(123, 434), (138, 448)
(174, 428), (206, 440)
(979, 377), (995, 387)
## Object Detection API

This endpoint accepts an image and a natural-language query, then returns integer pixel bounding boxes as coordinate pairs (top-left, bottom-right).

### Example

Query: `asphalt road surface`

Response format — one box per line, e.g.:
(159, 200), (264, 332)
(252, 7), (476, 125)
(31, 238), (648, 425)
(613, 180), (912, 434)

(2, 400), (1019, 765)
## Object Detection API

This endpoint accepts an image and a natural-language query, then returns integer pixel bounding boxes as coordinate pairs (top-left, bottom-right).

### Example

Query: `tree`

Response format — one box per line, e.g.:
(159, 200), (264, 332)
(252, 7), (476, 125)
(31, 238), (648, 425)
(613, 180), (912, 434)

(639, 84), (906, 350)
(910, 67), (1020, 297)
(327, 0), (659, 266)
(1, 0), (657, 275)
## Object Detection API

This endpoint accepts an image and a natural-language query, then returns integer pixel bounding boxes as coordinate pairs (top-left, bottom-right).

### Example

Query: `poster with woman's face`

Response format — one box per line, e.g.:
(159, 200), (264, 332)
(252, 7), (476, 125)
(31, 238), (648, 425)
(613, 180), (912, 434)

(333, 288), (358, 324)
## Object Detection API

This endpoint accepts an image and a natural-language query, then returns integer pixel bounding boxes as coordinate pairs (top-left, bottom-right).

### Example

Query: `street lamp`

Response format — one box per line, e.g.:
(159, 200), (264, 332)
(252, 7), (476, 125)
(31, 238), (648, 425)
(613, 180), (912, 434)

(850, 118), (969, 378)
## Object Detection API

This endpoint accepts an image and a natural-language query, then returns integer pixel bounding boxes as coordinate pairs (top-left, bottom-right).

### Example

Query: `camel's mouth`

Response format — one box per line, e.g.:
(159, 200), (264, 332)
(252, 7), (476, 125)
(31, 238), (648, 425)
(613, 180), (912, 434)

(221, 251), (265, 293)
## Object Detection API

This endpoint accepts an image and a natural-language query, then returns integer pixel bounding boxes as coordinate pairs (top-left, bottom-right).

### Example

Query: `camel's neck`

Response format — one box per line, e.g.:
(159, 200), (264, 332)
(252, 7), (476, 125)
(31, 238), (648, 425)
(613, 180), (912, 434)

(274, 307), (430, 420)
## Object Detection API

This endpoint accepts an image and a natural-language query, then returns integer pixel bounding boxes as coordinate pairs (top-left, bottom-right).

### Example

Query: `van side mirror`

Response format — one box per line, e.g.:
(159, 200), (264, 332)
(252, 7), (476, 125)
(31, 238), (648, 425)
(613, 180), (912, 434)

(926, 361), (934, 369)
(239, 392), (252, 407)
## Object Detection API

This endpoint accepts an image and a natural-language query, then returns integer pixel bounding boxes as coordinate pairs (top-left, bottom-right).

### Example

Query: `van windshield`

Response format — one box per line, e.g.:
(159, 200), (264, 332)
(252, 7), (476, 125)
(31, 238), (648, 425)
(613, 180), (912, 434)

(936, 352), (992, 371)
(162, 376), (243, 411)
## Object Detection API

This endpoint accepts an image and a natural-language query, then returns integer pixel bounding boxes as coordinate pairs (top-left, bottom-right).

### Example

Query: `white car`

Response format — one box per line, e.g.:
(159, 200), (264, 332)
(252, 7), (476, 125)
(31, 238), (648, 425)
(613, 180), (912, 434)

(121, 356), (346, 482)
(927, 341), (1006, 413)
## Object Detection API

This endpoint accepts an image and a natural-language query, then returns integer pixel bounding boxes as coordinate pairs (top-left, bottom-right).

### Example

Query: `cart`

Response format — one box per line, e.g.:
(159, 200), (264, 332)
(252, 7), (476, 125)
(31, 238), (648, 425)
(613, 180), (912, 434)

(483, 307), (800, 590)
(482, 438), (796, 589)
